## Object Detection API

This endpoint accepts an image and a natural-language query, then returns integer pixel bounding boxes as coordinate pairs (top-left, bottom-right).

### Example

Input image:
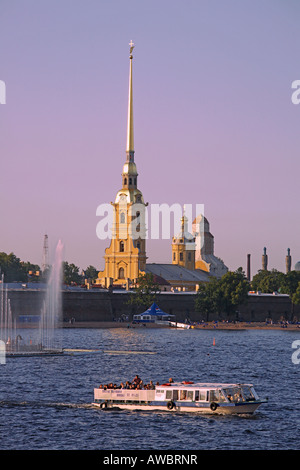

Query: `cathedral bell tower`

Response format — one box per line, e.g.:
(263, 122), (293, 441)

(172, 213), (195, 270)
(97, 42), (147, 288)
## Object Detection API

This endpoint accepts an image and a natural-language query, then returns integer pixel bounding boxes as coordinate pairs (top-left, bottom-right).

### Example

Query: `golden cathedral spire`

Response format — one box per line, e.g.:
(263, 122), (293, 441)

(126, 40), (134, 157)
(96, 41), (147, 288)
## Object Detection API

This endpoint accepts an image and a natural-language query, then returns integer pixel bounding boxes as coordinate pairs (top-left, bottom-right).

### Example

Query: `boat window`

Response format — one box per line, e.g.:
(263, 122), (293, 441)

(223, 387), (244, 403)
(209, 390), (220, 402)
(241, 386), (255, 401)
(180, 390), (187, 400)
(173, 390), (179, 401)
(195, 390), (207, 401)
(187, 391), (193, 401)
(166, 390), (172, 400)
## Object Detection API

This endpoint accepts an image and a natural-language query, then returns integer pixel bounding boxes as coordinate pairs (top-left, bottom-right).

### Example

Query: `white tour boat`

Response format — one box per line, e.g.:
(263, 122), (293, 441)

(93, 381), (266, 414)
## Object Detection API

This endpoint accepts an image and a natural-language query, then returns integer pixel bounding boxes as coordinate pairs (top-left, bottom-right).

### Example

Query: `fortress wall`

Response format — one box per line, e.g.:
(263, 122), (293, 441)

(5, 289), (300, 323)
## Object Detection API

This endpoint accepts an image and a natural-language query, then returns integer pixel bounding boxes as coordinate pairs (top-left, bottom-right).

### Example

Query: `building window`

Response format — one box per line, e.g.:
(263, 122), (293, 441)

(124, 178), (127, 185)
(180, 252), (183, 261)
(134, 178), (137, 185)
(137, 242), (140, 250)
(188, 252), (191, 261)
(129, 178), (132, 185)
(120, 241), (124, 252)
(119, 267), (125, 279)
(173, 252), (176, 261)
(120, 212), (125, 224)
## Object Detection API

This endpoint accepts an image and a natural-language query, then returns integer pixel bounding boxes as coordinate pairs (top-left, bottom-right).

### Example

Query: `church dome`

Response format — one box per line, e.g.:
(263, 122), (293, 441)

(295, 261), (300, 272)
(173, 215), (195, 244)
(115, 188), (144, 204)
(122, 161), (138, 176)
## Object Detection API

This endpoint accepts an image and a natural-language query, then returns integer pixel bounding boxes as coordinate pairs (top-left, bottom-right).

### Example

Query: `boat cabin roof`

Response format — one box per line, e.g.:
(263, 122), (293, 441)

(157, 382), (253, 390)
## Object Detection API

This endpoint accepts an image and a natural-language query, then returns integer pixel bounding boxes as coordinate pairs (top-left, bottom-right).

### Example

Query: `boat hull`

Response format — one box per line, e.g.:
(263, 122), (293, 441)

(92, 400), (263, 414)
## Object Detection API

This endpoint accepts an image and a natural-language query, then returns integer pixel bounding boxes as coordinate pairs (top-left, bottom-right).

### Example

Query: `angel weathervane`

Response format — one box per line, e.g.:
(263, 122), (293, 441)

(129, 40), (135, 56)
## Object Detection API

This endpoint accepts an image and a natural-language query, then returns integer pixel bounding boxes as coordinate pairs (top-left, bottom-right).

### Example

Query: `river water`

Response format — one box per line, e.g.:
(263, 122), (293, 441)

(0, 326), (299, 450)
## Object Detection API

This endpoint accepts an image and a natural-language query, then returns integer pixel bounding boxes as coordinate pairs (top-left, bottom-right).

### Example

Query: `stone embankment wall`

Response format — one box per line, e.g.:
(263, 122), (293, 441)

(6, 288), (300, 323)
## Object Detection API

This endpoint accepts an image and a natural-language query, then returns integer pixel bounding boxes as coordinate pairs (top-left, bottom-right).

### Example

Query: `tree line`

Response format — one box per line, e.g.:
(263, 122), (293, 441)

(128, 268), (300, 321)
(0, 251), (99, 285)
(195, 268), (300, 320)
(1, 251), (300, 312)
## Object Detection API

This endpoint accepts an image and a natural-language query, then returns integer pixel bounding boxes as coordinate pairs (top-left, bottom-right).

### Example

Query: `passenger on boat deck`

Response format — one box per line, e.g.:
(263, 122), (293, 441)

(132, 375), (142, 385)
(169, 378), (174, 383)
(99, 378), (159, 390)
(149, 381), (155, 390)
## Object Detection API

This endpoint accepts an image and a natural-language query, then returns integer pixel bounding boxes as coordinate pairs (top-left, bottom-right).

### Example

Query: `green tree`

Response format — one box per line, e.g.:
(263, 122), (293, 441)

(292, 282), (300, 306)
(251, 269), (285, 293)
(21, 261), (41, 281)
(279, 271), (300, 296)
(128, 273), (161, 309)
(195, 268), (249, 320)
(0, 252), (27, 282)
(219, 268), (249, 316)
(63, 261), (82, 285)
(84, 265), (98, 282)
(195, 277), (223, 321)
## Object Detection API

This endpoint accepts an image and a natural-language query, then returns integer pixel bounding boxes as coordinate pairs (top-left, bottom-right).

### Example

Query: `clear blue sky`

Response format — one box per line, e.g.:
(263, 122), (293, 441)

(1, 0), (300, 276)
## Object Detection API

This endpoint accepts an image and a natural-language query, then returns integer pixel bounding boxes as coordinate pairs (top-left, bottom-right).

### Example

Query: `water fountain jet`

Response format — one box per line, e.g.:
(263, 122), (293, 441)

(0, 240), (64, 356)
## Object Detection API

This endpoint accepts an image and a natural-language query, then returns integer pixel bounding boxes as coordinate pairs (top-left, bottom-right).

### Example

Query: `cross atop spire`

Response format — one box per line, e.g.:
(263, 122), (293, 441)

(129, 40), (135, 56)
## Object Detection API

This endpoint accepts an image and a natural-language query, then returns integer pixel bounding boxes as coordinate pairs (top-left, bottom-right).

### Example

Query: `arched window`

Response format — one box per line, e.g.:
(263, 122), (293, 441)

(173, 252), (176, 261)
(124, 178), (127, 185)
(119, 267), (125, 279)
(180, 252), (183, 261)
(129, 178), (132, 185)
(137, 242), (140, 250)
(120, 241), (124, 252)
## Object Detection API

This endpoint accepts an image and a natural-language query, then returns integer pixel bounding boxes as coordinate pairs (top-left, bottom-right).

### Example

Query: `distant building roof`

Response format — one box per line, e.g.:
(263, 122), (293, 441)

(146, 263), (210, 284)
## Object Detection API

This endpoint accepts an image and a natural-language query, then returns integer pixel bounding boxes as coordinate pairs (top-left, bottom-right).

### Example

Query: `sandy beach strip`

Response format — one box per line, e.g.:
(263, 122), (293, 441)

(60, 321), (300, 330)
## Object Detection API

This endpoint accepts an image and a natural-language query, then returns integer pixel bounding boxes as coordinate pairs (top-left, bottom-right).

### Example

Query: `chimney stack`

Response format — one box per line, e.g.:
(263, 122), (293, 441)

(262, 247), (268, 271)
(286, 248), (291, 274)
(247, 254), (251, 281)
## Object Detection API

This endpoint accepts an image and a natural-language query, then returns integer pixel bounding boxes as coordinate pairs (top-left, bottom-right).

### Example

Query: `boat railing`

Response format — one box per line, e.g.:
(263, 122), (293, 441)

(94, 388), (155, 402)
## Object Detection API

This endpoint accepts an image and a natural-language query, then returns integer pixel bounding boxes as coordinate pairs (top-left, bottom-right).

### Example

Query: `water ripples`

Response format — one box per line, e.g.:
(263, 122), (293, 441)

(0, 328), (300, 449)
